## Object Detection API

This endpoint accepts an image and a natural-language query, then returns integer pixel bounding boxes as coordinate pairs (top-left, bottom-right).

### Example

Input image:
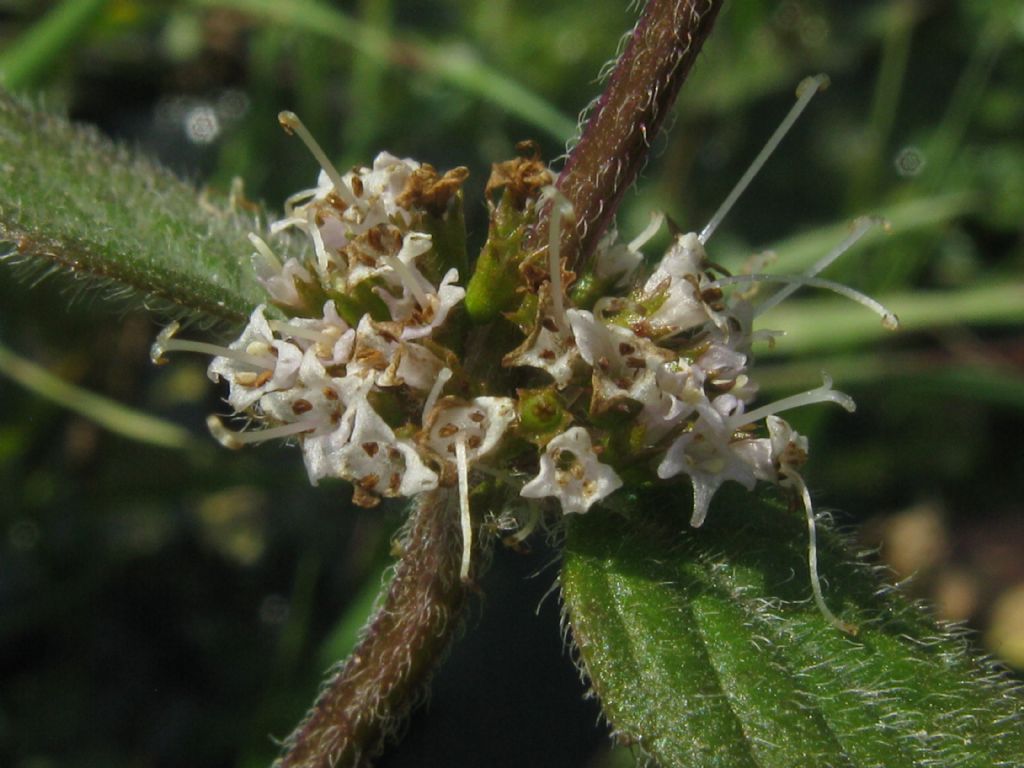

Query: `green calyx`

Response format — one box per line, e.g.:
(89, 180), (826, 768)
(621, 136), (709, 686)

(465, 190), (534, 324)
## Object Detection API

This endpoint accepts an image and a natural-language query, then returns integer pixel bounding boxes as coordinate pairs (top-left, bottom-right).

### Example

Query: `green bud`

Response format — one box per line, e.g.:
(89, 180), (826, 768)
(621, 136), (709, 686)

(516, 387), (572, 445)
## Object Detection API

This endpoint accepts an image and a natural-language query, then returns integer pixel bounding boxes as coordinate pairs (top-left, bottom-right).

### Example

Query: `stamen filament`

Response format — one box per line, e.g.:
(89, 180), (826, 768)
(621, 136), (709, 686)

(699, 74), (830, 244)
(505, 504), (542, 546)
(544, 188), (574, 333)
(207, 415), (316, 449)
(713, 272), (899, 329)
(786, 468), (858, 635)
(308, 208), (331, 274)
(456, 436), (473, 582)
(266, 320), (338, 344)
(249, 233), (283, 272)
(381, 252), (431, 309)
(628, 211), (665, 252)
(151, 323), (271, 368)
(728, 374), (854, 431)
(422, 367), (453, 423)
(753, 216), (886, 317)
(278, 111), (357, 206)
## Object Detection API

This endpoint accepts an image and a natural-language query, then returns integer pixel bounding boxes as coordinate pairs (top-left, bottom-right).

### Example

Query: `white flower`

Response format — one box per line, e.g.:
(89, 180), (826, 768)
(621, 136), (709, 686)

(503, 284), (580, 388)
(374, 232), (466, 339)
(269, 301), (355, 368)
(766, 414), (809, 485)
(207, 305), (303, 412)
(641, 232), (724, 336)
(521, 427), (623, 514)
(336, 399), (439, 506)
(347, 316), (446, 393)
(656, 401), (772, 527)
(421, 396), (516, 474)
(251, 241), (315, 311)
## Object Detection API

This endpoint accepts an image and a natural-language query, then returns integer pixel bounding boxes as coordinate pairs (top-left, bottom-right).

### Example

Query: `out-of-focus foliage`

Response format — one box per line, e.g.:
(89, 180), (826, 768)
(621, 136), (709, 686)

(1, 1), (1022, 766)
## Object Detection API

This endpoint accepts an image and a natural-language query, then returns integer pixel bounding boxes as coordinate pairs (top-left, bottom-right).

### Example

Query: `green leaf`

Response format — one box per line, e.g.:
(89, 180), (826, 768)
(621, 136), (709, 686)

(0, 90), (280, 325)
(562, 491), (1024, 767)
(0, 0), (110, 91)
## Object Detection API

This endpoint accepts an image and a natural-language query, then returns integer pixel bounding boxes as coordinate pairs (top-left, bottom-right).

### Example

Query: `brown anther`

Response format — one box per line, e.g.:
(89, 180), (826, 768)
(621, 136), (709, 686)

(352, 485), (380, 508)
(326, 192), (348, 212)
(359, 474), (380, 491)
(362, 442), (380, 457)
(253, 370), (274, 388)
(389, 472), (402, 493)
(618, 342), (636, 356)
(469, 411), (485, 423)
(467, 435), (482, 450)
(388, 447), (402, 461)
(292, 399), (314, 415)
(626, 356), (645, 369)
(597, 356), (611, 371)
(438, 424), (459, 438)
(540, 349), (557, 361)
(350, 175), (364, 197)
(323, 387), (339, 401)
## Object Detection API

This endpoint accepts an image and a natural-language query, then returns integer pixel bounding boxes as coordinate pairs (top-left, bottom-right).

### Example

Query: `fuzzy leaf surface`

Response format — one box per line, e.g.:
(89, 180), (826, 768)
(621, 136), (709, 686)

(561, 491), (1024, 767)
(0, 90), (279, 325)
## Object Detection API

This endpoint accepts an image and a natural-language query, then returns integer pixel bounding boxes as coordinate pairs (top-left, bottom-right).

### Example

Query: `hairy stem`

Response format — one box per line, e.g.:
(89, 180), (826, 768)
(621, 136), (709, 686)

(275, 489), (476, 768)
(532, 0), (723, 271)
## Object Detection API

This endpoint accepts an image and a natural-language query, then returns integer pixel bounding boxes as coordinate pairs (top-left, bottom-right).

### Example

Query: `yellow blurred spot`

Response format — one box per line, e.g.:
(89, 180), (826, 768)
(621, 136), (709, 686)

(985, 583), (1024, 670)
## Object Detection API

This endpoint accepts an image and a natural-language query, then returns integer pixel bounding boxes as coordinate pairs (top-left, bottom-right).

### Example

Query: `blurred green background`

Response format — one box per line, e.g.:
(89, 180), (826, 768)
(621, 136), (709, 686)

(1, 1), (1023, 766)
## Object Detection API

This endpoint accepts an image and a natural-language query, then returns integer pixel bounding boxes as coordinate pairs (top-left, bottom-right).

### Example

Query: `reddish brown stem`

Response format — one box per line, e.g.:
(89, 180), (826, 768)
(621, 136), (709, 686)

(533, 0), (724, 271)
(275, 489), (473, 768)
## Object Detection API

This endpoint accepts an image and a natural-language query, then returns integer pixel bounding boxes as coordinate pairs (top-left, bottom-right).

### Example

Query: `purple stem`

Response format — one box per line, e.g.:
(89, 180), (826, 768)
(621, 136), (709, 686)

(275, 490), (474, 768)
(534, 0), (724, 271)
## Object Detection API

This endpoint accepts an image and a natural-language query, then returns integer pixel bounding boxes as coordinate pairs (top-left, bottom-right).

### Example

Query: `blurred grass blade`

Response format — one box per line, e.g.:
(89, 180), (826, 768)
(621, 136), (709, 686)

(0, 90), (277, 325)
(0, 0), (110, 91)
(0, 337), (196, 450)
(760, 192), (977, 274)
(562, 495), (1024, 767)
(188, 0), (575, 141)
(761, 282), (1024, 356)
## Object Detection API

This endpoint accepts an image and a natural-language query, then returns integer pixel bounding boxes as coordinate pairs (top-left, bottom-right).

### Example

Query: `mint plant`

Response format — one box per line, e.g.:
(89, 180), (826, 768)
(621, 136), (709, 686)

(2, 2), (1023, 767)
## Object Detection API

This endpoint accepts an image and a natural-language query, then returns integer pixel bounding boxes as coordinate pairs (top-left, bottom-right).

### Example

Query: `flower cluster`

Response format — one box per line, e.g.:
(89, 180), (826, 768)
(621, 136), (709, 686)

(155, 86), (895, 622)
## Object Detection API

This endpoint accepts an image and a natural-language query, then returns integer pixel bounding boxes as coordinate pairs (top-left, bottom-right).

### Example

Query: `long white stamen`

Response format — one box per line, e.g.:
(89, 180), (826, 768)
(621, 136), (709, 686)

(753, 216), (887, 317)
(249, 233), (283, 272)
(712, 273), (899, 329)
(207, 415), (316, 449)
(381, 252), (431, 309)
(278, 111), (357, 206)
(308, 208), (332, 274)
(422, 367), (453, 422)
(786, 468), (858, 635)
(150, 323), (270, 367)
(699, 74), (830, 244)
(628, 211), (665, 253)
(728, 373), (855, 431)
(544, 189), (574, 333)
(266, 320), (340, 344)
(456, 436), (473, 583)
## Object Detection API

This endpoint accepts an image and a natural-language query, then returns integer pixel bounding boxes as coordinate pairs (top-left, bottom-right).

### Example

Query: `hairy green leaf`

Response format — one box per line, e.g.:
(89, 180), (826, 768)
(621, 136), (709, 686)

(0, 90), (281, 325)
(562, 491), (1024, 767)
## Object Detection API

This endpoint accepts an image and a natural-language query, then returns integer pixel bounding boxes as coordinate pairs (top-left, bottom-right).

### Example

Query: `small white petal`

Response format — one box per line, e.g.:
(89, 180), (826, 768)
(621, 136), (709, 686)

(521, 427), (622, 515)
